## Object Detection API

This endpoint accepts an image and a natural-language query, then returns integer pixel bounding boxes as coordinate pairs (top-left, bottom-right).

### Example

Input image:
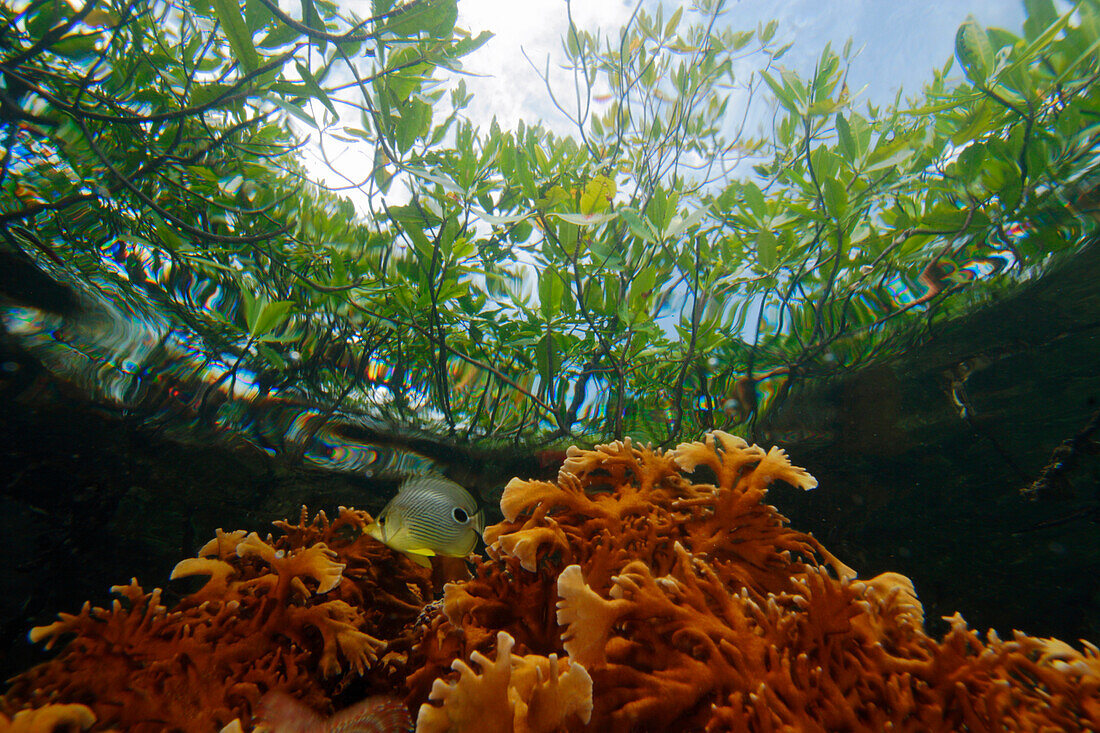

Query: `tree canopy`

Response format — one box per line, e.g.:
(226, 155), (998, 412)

(2, 0), (1099, 462)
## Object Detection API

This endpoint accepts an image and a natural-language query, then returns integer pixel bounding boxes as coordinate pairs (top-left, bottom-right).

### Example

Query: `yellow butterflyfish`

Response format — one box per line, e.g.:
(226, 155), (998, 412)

(365, 475), (484, 567)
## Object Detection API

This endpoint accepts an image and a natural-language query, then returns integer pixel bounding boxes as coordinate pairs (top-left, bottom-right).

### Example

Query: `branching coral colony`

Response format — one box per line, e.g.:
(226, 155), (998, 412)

(1, 508), (433, 731)
(5, 431), (1100, 731)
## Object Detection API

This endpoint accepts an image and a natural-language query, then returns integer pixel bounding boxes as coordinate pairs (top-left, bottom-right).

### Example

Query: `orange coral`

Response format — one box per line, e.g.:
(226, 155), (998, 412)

(7, 433), (1100, 731)
(254, 691), (413, 732)
(3, 507), (431, 731)
(0, 703), (95, 733)
(432, 434), (850, 668)
(416, 630), (592, 733)
(488, 435), (852, 596)
(409, 431), (1100, 731)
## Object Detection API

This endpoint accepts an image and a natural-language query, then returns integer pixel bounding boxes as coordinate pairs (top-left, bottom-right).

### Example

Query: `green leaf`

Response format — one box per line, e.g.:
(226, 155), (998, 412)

(730, 30), (754, 51)
(579, 174), (616, 214)
(628, 265), (658, 310)
(948, 100), (994, 146)
(245, 0), (273, 31)
(27, 5), (60, 38)
(535, 331), (560, 390)
(810, 145), (841, 181)
(405, 167), (464, 194)
(757, 229), (777, 270)
(1025, 135), (1049, 181)
(779, 68), (809, 111)
(190, 83), (237, 109)
(664, 206), (709, 238)
(384, 47), (430, 100)
(955, 142), (985, 183)
(51, 33), (99, 59)
(300, 0), (326, 50)
(759, 70), (799, 114)
(245, 298), (295, 340)
(186, 165), (220, 182)
(864, 146), (913, 173)
(257, 343), (288, 369)
(760, 19), (778, 43)
(539, 268), (565, 320)
(212, 0), (260, 74)
(664, 6), (683, 37)
(619, 207), (658, 242)
(955, 16), (993, 84)
(835, 114), (856, 161)
(742, 181), (766, 219)
(512, 220), (534, 243)
(998, 176), (1023, 212)
(270, 96), (319, 128)
(295, 62), (337, 117)
(537, 185), (570, 211)
(822, 178), (848, 219)
(921, 206), (972, 231)
(153, 215), (184, 251)
(472, 210), (533, 226)
(394, 98), (432, 152)
(550, 212), (618, 227)
(381, 0), (458, 39)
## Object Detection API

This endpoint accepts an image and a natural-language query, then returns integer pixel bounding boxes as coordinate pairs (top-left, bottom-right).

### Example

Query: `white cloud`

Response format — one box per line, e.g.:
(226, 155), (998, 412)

(450, 0), (1026, 133)
(454, 0), (636, 131)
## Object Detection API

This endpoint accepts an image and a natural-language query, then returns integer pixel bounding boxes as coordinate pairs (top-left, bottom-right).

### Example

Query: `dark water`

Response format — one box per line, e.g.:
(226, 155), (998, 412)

(763, 238), (1100, 644)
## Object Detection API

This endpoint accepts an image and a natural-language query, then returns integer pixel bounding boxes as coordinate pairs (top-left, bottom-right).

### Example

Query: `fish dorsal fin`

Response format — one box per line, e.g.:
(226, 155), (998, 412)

(399, 474), (468, 498)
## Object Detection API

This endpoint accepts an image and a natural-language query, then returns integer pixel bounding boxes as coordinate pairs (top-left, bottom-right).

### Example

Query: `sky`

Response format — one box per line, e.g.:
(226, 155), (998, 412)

(451, 0), (1027, 133)
(311, 1), (1028, 208)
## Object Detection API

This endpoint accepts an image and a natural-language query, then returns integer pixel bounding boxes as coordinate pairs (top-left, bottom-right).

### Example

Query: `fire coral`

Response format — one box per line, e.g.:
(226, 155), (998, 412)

(5, 432), (1100, 731)
(2, 507), (431, 731)
(417, 630), (592, 733)
(412, 432), (1100, 731)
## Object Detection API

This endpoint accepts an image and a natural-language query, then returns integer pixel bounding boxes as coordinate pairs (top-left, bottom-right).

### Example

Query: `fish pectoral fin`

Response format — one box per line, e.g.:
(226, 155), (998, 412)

(401, 548), (434, 568)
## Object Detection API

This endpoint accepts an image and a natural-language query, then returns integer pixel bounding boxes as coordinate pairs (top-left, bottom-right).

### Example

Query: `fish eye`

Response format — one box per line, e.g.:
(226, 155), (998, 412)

(452, 507), (470, 524)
